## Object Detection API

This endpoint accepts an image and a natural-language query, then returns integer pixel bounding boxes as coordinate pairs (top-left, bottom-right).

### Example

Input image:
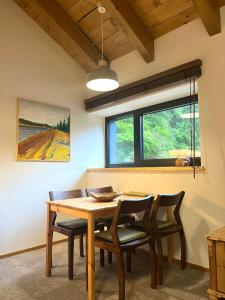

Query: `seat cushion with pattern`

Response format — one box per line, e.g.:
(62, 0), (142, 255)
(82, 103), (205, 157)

(95, 227), (147, 244)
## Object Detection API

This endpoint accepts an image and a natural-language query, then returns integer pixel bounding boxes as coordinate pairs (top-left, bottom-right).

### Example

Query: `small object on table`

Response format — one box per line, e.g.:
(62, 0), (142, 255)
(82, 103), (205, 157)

(207, 226), (225, 300)
(175, 157), (190, 166)
(123, 191), (150, 197)
(90, 192), (122, 202)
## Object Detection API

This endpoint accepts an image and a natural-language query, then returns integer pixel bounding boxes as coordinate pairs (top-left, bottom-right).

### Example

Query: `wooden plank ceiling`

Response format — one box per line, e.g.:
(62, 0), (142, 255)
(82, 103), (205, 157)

(14, 0), (225, 72)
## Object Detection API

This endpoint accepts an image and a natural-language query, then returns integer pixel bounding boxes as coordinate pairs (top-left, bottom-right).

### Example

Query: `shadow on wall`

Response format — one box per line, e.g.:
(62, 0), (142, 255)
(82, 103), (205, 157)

(187, 195), (225, 265)
(160, 194), (224, 266)
(73, 170), (88, 190)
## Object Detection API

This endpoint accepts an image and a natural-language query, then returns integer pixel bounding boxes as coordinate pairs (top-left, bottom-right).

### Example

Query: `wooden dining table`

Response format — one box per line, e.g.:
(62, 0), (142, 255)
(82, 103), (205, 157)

(45, 194), (173, 300)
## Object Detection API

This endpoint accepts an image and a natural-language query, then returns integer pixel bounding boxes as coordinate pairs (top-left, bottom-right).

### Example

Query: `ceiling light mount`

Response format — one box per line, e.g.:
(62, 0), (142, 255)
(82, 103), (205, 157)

(97, 3), (106, 14)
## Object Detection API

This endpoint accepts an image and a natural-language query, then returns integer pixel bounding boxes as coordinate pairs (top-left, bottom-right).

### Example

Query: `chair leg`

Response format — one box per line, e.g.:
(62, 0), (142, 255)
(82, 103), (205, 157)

(126, 250), (132, 273)
(155, 237), (163, 285)
(79, 234), (84, 257)
(108, 251), (112, 264)
(180, 229), (186, 270)
(116, 252), (125, 300)
(149, 240), (157, 289)
(86, 238), (88, 291)
(68, 235), (74, 280)
(106, 225), (113, 264)
(100, 249), (105, 267)
(50, 230), (53, 268)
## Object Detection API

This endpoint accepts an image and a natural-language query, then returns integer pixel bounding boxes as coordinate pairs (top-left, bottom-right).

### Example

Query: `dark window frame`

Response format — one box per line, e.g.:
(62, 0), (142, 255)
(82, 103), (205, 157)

(105, 95), (201, 168)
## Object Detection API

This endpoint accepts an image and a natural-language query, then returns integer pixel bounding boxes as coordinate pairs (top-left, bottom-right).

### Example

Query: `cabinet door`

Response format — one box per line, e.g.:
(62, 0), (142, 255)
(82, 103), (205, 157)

(216, 241), (225, 293)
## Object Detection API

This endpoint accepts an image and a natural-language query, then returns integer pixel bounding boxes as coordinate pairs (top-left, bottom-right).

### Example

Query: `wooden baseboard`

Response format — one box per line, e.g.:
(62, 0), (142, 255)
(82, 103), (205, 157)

(0, 238), (68, 259)
(139, 249), (208, 272)
(165, 256), (209, 272)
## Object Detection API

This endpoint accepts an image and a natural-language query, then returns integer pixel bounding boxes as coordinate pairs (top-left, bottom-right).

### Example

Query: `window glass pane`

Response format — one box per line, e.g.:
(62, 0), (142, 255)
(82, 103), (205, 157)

(109, 116), (134, 164)
(143, 103), (200, 160)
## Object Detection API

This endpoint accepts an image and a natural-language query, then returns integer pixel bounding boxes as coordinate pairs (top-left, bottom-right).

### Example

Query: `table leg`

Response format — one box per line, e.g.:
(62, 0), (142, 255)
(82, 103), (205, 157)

(167, 207), (173, 263)
(46, 203), (53, 277)
(87, 212), (95, 300)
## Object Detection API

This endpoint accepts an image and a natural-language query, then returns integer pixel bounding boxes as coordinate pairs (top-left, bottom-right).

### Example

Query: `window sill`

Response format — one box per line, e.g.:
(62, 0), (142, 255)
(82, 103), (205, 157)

(87, 166), (205, 173)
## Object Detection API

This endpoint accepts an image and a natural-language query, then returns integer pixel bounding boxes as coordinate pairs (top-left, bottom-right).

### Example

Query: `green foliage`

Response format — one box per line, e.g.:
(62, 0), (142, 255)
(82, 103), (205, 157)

(112, 104), (200, 163)
(56, 116), (70, 133)
(114, 117), (134, 163)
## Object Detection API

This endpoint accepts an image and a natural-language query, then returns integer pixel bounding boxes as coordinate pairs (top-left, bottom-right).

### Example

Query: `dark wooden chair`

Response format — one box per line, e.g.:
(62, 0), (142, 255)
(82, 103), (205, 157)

(86, 186), (135, 264)
(94, 195), (157, 300)
(129, 191), (186, 285)
(150, 191), (186, 284)
(49, 189), (104, 280)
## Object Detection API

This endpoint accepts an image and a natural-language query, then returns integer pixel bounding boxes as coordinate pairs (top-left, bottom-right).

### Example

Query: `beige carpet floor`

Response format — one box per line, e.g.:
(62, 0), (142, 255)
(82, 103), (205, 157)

(0, 241), (209, 300)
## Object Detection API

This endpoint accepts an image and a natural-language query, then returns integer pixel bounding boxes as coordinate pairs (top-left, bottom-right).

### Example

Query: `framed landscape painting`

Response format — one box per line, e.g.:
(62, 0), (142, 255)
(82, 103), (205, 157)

(17, 99), (70, 161)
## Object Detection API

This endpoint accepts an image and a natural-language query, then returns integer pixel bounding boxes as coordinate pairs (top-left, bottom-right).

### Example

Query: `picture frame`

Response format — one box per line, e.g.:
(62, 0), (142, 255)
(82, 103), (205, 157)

(16, 98), (70, 162)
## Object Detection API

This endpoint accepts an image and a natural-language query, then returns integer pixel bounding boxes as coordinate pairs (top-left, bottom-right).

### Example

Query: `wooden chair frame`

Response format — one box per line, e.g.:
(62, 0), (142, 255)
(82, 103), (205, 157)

(86, 186), (135, 265)
(49, 188), (104, 280)
(95, 196), (157, 300)
(150, 191), (186, 284)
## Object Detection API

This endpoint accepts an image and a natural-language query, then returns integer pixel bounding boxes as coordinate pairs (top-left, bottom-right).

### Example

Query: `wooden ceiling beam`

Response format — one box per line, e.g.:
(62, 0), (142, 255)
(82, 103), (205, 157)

(14, 0), (102, 72)
(100, 0), (154, 63)
(192, 0), (221, 36)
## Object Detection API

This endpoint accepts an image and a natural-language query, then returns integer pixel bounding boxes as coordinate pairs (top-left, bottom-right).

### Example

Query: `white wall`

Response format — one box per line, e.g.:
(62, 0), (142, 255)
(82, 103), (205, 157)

(0, 0), (104, 255)
(1, 0), (225, 269)
(88, 7), (225, 268)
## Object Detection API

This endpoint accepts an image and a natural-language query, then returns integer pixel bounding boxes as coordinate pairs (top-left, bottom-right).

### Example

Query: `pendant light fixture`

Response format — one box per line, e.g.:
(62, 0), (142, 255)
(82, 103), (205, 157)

(86, 4), (119, 92)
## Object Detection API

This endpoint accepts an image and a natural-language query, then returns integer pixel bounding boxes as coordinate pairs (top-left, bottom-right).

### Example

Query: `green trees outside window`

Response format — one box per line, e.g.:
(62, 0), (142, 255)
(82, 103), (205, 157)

(143, 104), (200, 160)
(106, 97), (201, 167)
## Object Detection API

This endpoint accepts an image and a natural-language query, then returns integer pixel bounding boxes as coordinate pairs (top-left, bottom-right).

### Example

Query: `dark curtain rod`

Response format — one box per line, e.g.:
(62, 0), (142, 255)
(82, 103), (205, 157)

(84, 59), (202, 112)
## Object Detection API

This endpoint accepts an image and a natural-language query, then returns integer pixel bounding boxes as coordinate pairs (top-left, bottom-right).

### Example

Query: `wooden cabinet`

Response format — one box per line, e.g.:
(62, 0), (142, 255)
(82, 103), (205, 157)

(207, 226), (225, 299)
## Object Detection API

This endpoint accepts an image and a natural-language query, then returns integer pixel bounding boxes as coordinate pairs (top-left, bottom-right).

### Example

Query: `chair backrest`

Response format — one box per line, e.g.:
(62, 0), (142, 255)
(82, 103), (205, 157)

(150, 191), (185, 229)
(86, 186), (113, 196)
(110, 195), (154, 247)
(49, 188), (86, 225)
(49, 189), (86, 201)
(156, 192), (185, 207)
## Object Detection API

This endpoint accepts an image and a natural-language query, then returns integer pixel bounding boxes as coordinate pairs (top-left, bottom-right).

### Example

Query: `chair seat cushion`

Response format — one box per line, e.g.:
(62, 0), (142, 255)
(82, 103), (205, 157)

(95, 227), (147, 244)
(57, 219), (87, 230)
(157, 220), (173, 229)
(100, 214), (135, 226)
(57, 218), (104, 230)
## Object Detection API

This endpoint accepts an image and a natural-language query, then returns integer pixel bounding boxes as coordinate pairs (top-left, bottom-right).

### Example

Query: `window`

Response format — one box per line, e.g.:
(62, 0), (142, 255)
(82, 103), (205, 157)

(108, 116), (134, 164)
(105, 96), (201, 168)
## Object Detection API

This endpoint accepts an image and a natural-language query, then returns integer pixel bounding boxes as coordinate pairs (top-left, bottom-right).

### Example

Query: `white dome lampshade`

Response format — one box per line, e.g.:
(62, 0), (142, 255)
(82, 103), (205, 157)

(86, 60), (119, 92)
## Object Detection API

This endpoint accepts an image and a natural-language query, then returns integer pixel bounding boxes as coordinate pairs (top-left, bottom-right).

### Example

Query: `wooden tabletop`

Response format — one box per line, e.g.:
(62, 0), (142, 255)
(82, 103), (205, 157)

(207, 226), (225, 242)
(48, 195), (144, 213)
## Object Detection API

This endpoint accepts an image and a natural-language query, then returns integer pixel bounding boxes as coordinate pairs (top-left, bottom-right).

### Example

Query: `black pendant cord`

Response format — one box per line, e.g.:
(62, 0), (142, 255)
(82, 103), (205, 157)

(189, 74), (193, 164)
(193, 73), (196, 178)
(189, 70), (196, 178)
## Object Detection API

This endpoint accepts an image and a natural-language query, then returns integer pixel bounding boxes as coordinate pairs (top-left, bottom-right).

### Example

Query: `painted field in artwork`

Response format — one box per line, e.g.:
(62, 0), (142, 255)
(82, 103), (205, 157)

(17, 99), (70, 161)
